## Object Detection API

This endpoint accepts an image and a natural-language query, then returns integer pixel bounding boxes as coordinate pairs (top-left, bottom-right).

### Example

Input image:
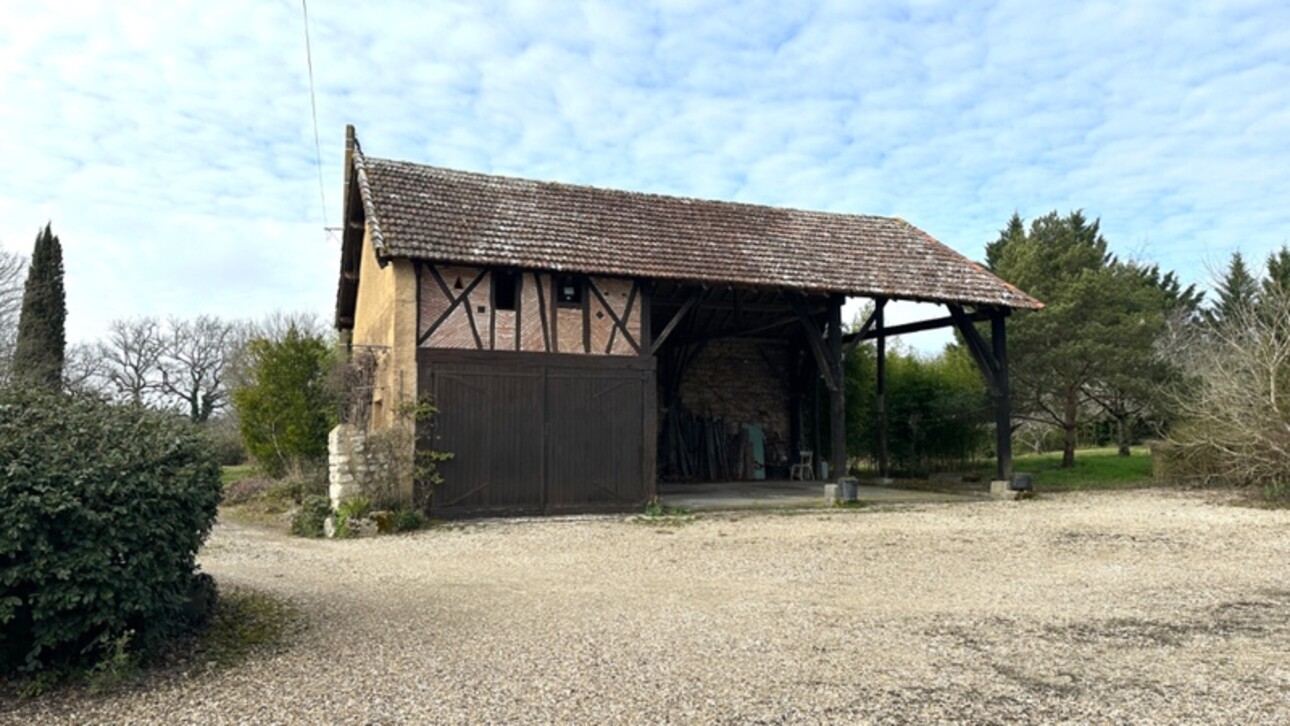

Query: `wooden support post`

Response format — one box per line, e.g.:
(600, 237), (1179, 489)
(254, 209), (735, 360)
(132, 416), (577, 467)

(828, 294), (846, 481)
(992, 311), (1013, 482)
(876, 301), (890, 480)
(789, 356), (802, 459)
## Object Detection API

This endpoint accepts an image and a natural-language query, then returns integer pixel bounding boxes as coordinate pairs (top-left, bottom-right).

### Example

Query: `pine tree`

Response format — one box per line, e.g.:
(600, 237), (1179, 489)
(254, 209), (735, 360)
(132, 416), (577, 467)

(986, 211), (1165, 467)
(12, 223), (66, 388)
(1206, 252), (1258, 327)
(1262, 245), (1290, 300)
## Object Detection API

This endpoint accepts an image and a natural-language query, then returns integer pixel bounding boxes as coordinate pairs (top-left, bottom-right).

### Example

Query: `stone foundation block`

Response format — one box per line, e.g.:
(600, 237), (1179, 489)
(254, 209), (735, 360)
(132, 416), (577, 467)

(991, 480), (1022, 500)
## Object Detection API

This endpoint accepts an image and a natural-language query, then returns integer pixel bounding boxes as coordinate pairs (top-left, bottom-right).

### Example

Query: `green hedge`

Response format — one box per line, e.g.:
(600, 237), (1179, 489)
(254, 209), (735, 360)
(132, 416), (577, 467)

(0, 387), (222, 674)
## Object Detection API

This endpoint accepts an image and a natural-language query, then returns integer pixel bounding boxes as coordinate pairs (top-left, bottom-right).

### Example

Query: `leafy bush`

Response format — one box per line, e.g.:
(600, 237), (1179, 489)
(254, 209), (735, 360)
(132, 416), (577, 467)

(231, 326), (335, 478)
(290, 495), (332, 538)
(392, 508), (423, 532)
(0, 387), (222, 675)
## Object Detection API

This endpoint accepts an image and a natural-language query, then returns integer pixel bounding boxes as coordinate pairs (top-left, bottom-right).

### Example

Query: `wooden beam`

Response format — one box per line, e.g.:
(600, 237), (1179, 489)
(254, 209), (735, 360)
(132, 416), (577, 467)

(847, 308), (995, 342)
(653, 298), (815, 315)
(827, 294), (846, 481)
(649, 287), (704, 355)
(992, 311), (1013, 482)
(582, 281), (591, 354)
(673, 315), (798, 346)
(948, 304), (1001, 397)
(788, 292), (837, 391)
(876, 301), (889, 480)
(638, 282), (652, 357)
(843, 297), (885, 356)
(514, 271), (523, 352)
(534, 274), (550, 352)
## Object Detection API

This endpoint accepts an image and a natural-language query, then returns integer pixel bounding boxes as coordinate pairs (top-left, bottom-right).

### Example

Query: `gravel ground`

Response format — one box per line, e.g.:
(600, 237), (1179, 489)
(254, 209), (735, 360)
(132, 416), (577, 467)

(5, 489), (1290, 724)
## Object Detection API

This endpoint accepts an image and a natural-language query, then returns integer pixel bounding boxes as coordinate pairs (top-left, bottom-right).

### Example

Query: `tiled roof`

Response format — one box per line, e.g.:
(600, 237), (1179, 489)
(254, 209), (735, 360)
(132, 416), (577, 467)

(350, 150), (1042, 310)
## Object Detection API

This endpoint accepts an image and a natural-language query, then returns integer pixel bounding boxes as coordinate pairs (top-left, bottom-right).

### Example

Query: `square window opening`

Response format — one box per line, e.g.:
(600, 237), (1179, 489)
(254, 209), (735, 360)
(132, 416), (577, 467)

(493, 269), (518, 311)
(556, 275), (583, 307)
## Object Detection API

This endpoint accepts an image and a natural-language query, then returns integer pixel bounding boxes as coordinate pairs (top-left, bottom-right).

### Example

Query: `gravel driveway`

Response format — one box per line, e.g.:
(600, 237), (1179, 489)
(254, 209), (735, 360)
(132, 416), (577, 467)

(6, 490), (1290, 724)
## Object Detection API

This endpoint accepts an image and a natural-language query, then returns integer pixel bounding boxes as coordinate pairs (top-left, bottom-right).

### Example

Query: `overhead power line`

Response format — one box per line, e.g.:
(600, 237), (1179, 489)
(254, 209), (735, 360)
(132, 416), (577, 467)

(301, 0), (328, 232)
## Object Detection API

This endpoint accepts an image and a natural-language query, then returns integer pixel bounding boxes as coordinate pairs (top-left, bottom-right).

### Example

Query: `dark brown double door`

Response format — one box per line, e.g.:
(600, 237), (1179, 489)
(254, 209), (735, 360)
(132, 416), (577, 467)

(418, 350), (657, 516)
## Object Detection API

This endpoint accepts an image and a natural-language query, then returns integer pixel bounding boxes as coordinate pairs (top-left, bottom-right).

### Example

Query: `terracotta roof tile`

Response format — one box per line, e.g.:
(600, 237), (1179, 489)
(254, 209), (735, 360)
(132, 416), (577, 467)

(350, 151), (1041, 310)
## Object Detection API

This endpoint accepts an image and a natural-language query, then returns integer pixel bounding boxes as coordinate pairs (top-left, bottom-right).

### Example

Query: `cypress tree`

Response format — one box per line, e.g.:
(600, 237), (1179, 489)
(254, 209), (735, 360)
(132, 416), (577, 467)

(12, 223), (66, 388)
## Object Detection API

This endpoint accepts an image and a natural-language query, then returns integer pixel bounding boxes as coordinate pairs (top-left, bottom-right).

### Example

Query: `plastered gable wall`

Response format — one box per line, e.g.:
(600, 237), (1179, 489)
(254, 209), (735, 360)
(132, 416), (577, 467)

(350, 227), (418, 429)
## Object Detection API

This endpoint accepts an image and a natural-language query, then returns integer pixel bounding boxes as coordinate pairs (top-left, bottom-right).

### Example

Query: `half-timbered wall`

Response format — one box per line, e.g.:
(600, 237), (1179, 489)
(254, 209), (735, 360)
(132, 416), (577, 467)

(417, 264), (644, 356)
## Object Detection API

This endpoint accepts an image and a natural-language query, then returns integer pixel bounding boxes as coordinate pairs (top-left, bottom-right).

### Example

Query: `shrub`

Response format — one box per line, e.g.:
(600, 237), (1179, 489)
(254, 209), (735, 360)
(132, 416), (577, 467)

(290, 495), (332, 538)
(231, 326), (335, 478)
(332, 496), (372, 539)
(392, 508), (423, 532)
(1160, 290), (1290, 500)
(0, 387), (222, 675)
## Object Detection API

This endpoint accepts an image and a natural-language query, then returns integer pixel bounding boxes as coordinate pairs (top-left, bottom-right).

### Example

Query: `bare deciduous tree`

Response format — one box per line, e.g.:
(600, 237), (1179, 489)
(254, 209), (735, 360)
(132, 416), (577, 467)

(160, 315), (237, 422)
(0, 250), (27, 382)
(1161, 290), (1290, 495)
(97, 317), (165, 405)
(63, 341), (107, 394)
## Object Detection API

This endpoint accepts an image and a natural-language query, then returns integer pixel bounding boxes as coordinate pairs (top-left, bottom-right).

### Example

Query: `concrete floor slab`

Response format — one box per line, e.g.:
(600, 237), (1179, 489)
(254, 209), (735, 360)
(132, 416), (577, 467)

(658, 479), (969, 511)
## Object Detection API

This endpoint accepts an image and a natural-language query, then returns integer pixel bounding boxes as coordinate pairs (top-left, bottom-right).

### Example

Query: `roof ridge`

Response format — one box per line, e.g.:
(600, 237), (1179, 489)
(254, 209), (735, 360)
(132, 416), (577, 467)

(362, 155), (899, 226)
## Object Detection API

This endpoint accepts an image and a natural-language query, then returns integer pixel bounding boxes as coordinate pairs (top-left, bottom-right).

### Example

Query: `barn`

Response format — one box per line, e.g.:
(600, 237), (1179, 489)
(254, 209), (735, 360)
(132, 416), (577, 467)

(333, 126), (1043, 517)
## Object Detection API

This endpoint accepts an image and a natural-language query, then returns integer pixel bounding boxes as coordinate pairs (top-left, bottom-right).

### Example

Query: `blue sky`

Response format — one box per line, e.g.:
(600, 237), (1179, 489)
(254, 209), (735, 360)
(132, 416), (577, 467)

(1, 0), (1287, 352)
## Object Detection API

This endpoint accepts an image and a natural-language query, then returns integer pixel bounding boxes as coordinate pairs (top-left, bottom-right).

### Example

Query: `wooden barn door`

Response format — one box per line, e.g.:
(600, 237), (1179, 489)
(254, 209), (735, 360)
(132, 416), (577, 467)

(427, 365), (545, 511)
(545, 370), (648, 510)
(420, 351), (655, 516)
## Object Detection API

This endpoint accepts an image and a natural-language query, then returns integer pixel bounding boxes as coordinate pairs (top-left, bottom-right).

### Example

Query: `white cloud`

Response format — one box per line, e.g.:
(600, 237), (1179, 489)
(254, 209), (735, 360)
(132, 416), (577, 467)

(1, 0), (1288, 351)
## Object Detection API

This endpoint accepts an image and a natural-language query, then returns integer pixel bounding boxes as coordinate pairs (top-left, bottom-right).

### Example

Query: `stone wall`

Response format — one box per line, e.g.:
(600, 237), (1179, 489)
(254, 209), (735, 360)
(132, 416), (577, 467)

(328, 424), (367, 510)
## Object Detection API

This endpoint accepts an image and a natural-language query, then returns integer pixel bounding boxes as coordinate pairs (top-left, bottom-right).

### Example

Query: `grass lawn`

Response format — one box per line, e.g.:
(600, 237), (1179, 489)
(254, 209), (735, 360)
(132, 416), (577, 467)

(1000, 446), (1154, 491)
(220, 464), (257, 487)
(874, 446), (1156, 495)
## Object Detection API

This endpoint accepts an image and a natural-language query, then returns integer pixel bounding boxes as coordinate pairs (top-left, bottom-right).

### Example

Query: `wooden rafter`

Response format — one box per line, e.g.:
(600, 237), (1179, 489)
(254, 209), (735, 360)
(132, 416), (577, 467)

(650, 287), (705, 355)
